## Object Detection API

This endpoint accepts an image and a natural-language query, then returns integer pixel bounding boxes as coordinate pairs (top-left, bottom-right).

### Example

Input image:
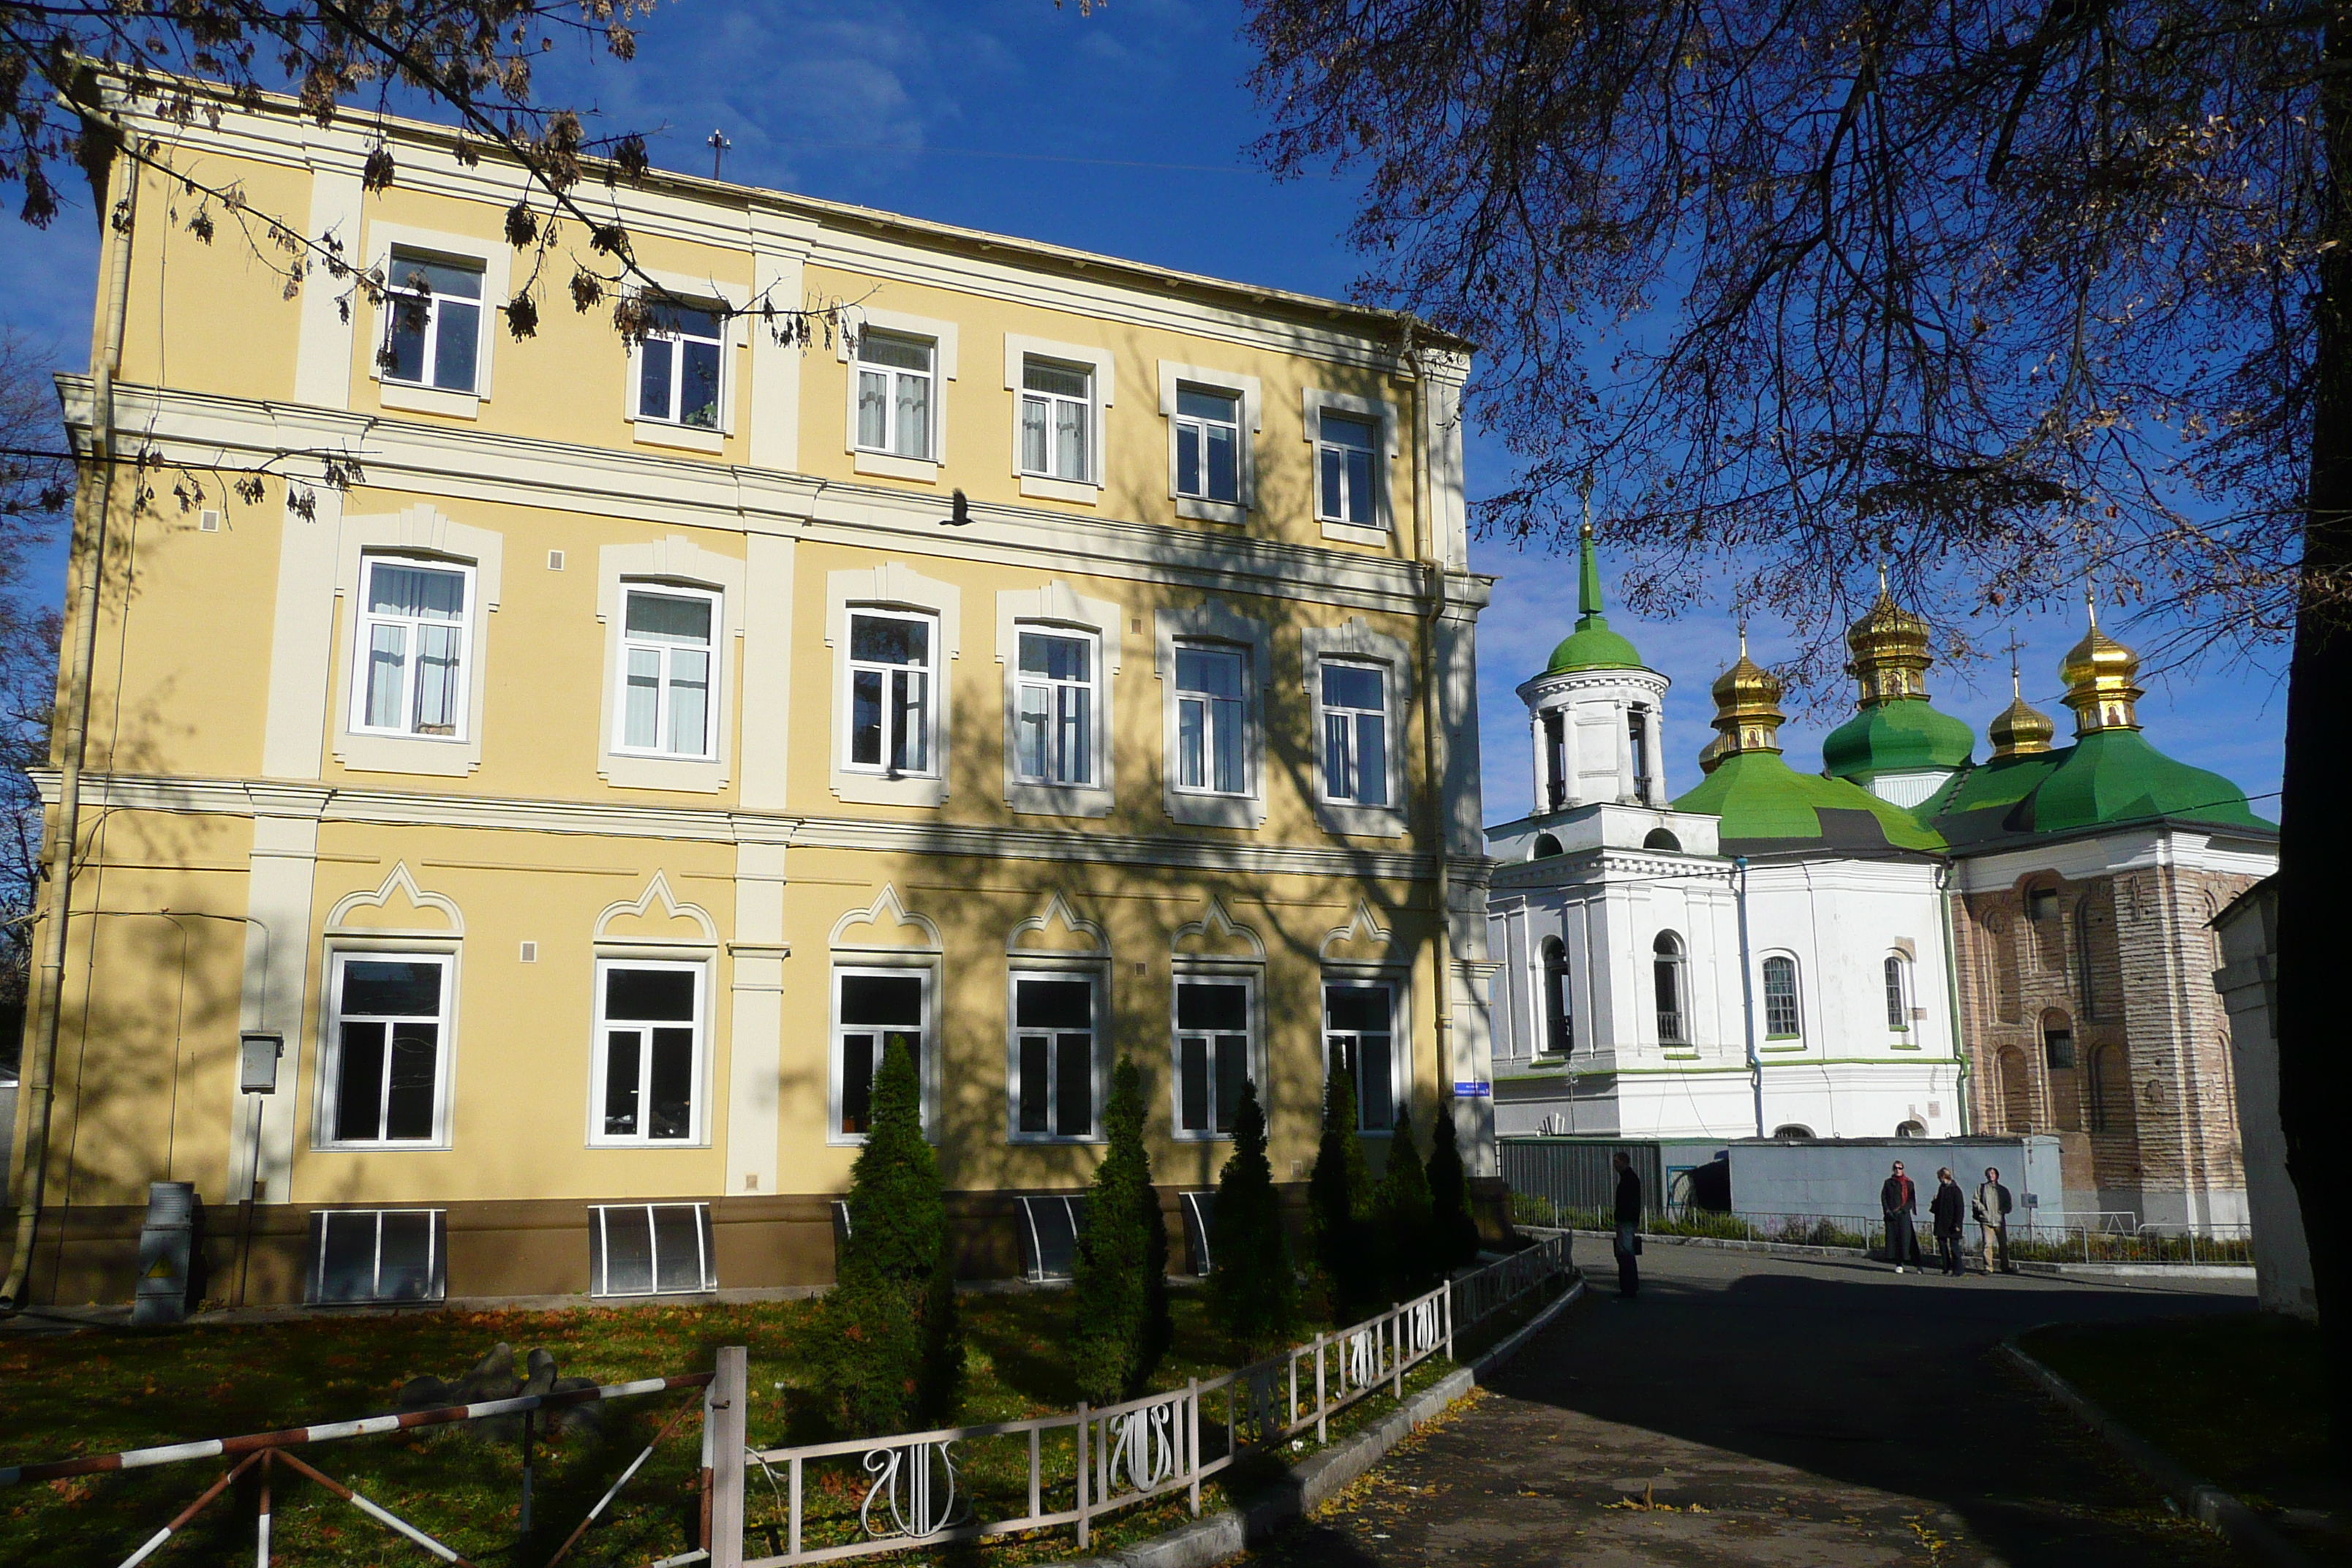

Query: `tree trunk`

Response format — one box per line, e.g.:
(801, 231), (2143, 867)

(2273, 4), (2352, 1451)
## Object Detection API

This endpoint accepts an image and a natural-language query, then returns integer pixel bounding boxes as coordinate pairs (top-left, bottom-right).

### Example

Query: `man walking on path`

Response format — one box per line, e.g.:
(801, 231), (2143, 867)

(1931, 1166), (1967, 1276)
(1974, 1166), (2015, 1274)
(1882, 1160), (1923, 1273)
(1611, 1151), (1642, 1299)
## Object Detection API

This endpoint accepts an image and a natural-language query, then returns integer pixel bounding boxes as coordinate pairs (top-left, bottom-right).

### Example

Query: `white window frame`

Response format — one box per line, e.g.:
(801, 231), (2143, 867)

(595, 540), (743, 794)
(610, 584), (721, 762)
(855, 331), (938, 461)
(1171, 968), (1262, 1142)
(1300, 388), (1401, 546)
(1006, 965), (1108, 1144)
(1019, 358), (1095, 483)
(1761, 953), (1803, 1041)
(829, 962), (937, 1146)
(316, 949), (458, 1151)
(1154, 603), (1270, 829)
(829, 565), (961, 808)
(842, 607), (941, 780)
(1157, 362), (1262, 524)
(1302, 620), (1412, 838)
(625, 276), (750, 453)
(1885, 953), (1915, 1034)
(331, 508), (502, 780)
(347, 555), (478, 745)
(1003, 335), (1115, 502)
(997, 583), (1121, 819)
(1653, 932), (1691, 1048)
(1322, 973), (1407, 1135)
(587, 957), (709, 1147)
(1014, 625), (1104, 789)
(363, 223), (512, 419)
(1317, 657), (1392, 809)
(838, 309), (959, 480)
(1172, 642), (1251, 801)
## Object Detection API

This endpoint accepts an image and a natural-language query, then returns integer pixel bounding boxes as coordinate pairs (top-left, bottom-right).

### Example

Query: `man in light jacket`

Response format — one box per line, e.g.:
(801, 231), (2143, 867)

(1972, 1166), (2015, 1274)
(1880, 1160), (1923, 1273)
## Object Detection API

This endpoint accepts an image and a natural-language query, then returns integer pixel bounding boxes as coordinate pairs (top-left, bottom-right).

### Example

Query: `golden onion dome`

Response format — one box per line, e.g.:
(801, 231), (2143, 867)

(1844, 567), (1934, 706)
(2059, 592), (2143, 734)
(1709, 631), (1786, 755)
(1988, 668), (2057, 758)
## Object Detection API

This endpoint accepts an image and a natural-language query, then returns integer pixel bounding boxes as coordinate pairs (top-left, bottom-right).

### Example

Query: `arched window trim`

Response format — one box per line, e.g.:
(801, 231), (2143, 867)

(1883, 953), (1912, 1033)
(1653, 931), (1688, 1047)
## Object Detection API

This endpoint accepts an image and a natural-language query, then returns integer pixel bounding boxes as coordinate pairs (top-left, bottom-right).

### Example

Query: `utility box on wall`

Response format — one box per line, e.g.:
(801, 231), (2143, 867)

(131, 1181), (200, 1325)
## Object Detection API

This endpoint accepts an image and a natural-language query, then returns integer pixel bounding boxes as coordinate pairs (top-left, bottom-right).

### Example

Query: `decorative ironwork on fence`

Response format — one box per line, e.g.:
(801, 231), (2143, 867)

(734, 1232), (1575, 1565)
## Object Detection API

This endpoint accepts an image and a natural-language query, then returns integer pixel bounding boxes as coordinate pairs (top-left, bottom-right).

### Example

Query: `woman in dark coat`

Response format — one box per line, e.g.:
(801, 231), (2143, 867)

(1930, 1166), (1967, 1276)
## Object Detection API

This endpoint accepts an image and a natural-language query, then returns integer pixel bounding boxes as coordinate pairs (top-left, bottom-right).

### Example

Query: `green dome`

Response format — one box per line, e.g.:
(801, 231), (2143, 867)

(1670, 749), (1947, 854)
(1547, 618), (1646, 674)
(2023, 729), (2271, 836)
(1922, 730), (2274, 849)
(1542, 523), (1648, 675)
(1822, 698), (1976, 780)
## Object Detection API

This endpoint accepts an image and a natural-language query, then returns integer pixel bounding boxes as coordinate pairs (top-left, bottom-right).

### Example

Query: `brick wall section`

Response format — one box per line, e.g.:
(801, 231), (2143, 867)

(1950, 847), (2256, 1216)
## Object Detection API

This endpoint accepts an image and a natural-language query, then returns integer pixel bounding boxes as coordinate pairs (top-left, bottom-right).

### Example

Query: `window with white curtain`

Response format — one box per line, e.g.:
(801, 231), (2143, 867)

(1019, 358), (1093, 481)
(1175, 644), (1247, 795)
(856, 332), (935, 459)
(353, 558), (471, 739)
(846, 611), (934, 776)
(1015, 629), (1096, 785)
(1319, 662), (1390, 806)
(615, 587), (716, 758)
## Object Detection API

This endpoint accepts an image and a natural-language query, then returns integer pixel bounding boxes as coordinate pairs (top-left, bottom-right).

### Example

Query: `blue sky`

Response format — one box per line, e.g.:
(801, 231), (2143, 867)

(0, 0), (2288, 822)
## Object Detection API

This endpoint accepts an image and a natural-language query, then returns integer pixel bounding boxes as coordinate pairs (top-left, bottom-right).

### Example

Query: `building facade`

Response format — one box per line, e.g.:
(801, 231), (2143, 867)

(1485, 542), (2274, 1231)
(4, 83), (1497, 1306)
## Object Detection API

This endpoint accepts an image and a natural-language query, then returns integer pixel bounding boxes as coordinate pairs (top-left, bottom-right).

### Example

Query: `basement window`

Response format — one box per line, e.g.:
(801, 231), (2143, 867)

(1016, 1194), (1088, 1283)
(308, 1209), (445, 1305)
(589, 1203), (715, 1297)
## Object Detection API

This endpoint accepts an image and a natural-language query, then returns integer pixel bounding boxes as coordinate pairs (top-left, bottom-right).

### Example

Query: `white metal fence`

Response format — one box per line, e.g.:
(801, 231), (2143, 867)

(721, 1233), (1575, 1565)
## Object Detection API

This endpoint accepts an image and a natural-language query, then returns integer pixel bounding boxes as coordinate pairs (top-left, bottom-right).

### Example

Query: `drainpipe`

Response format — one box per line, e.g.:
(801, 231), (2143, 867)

(1937, 862), (1974, 1133)
(1735, 856), (1763, 1137)
(2, 138), (138, 1311)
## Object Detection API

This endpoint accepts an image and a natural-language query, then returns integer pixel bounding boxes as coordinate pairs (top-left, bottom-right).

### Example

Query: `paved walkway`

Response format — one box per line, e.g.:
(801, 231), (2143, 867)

(1249, 1243), (2256, 1567)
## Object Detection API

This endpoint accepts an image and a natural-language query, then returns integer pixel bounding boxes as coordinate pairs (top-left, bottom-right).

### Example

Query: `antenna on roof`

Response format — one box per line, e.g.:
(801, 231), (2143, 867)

(709, 129), (732, 180)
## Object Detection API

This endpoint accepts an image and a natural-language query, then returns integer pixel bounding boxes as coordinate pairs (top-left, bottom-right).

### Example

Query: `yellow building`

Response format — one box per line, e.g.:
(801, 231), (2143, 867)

(3, 84), (1499, 1307)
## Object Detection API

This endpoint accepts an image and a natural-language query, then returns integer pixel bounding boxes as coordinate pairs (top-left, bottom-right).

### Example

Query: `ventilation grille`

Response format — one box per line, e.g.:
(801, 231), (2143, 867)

(308, 1210), (445, 1305)
(548, 549), (566, 571)
(519, 941), (538, 963)
(198, 510), (222, 533)
(589, 1203), (715, 1297)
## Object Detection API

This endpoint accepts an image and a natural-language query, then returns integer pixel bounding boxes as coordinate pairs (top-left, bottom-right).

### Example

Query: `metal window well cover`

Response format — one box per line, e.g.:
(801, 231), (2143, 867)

(1017, 1195), (1088, 1281)
(1180, 1190), (1217, 1275)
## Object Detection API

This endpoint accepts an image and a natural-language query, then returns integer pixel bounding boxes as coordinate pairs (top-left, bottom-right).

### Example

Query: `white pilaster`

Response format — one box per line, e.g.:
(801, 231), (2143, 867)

(724, 837), (789, 1196)
(292, 165), (363, 409)
(738, 532), (796, 811)
(260, 485), (342, 780)
(747, 211), (819, 473)
(233, 794), (324, 1205)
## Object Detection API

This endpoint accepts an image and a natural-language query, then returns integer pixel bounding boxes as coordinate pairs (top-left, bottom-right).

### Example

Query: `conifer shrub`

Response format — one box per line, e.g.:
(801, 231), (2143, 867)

(1071, 1056), (1172, 1403)
(1379, 1105), (1436, 1296)
(1308, 1052), (1380, 1321)
(1425, 1093), (1483, 1273)
(821, 1039), (961, 1433)
(1207, 1078), (1300, 1350)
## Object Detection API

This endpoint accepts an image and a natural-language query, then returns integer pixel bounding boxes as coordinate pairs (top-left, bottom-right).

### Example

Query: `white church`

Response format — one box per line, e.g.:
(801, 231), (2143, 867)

(1487, 532), (1987, 1145)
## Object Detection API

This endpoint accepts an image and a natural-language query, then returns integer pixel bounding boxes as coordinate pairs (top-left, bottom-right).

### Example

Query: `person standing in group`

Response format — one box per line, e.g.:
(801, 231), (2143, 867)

(1611, 1150), (1643, 1300)
(1931, 1166), (1967, 1277)
(1974, 1166), (2015, 1274)
(1880, 1160), (1923, 1273)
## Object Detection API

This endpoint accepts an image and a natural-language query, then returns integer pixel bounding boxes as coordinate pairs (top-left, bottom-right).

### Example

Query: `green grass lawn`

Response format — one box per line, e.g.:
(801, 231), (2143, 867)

(2021, 1313), (2344, 1561)
(0, 1275), (1556, 1567)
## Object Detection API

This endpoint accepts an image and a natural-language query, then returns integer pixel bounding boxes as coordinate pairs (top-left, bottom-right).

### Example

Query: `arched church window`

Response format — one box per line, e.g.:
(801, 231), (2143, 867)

(1771, 1123), (1813, 1139)
(1761, 955), (1801, 1039)
(1997, 1044), (2034, 1131)
(1628, 706), (1653, 803)
(1895, 1119), (1926, 1139)
(1653, 932), (1687, 1044)
(1539, 937), (1572, 1057)
(1643, 827), (1681, 851)
(1884, 954), (1912, 1031)
(1532, 833), (1563, 859)
(1542, 709), (1567, 812)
